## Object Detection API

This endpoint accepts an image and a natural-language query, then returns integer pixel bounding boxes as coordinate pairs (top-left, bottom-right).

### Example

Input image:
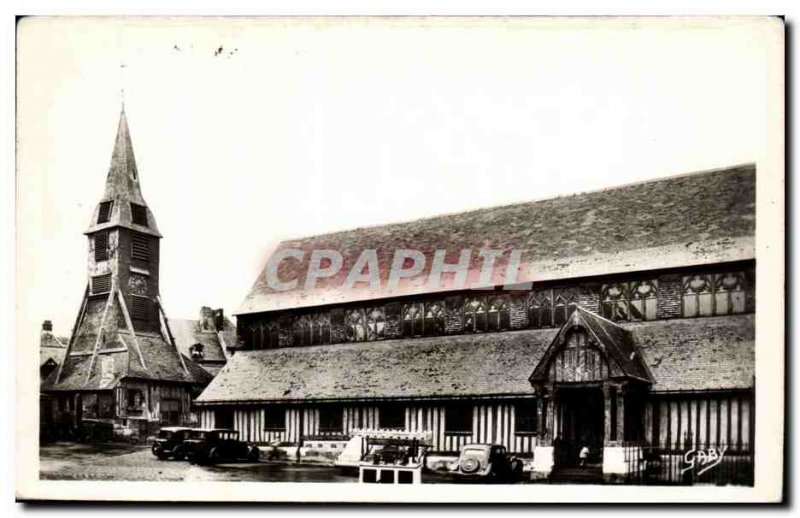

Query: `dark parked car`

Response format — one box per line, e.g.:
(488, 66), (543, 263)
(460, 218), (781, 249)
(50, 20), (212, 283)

(450, 444), (523, 482)
(183, 428), (260, 465)
(151, 426), (193, 460)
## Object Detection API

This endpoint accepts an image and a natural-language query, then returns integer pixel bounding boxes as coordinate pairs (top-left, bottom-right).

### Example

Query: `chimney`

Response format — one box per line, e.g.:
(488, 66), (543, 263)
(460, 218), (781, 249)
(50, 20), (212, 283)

(42, 320), (53, 332)
(213, 309), (224, 332)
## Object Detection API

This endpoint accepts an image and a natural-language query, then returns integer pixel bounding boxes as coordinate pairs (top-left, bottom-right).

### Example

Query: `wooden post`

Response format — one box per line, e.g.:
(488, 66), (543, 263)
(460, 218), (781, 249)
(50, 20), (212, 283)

(603, 384), (612, 446)
(617, 387), (625, 445)
(545, 394), (555, 445)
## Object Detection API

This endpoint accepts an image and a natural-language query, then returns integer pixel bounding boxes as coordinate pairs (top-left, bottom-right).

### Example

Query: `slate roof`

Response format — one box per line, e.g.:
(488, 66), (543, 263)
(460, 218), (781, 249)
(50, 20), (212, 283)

(43, 331), (212, 392)
(237, 164), (756, 314)
(196, 314), (754, 404)
(633, 314), (755, 392)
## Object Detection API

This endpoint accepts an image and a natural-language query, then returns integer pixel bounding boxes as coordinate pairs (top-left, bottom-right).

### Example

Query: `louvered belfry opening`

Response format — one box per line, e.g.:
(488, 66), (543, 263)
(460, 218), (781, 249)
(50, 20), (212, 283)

(130, 203), (148, 227)
(97, 201), (113, 224)
(131, 232), (150, 262)
(94, 231), (109, 262)
(91, 273), (112, 295)
(130, 295), (151, 321)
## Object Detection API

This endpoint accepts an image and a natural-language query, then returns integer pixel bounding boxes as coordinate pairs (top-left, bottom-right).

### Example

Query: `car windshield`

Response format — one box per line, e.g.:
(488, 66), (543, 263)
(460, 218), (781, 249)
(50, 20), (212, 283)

(158, 430), (172, 439)
(189, 431), (207, 439)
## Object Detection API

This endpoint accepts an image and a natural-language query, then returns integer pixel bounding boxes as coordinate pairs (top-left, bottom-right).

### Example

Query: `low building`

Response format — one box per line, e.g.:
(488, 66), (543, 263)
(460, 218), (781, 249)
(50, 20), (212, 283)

(171, 307), (236, 376)
(39, 320), (68, 381)
(41, 107), (211, 441)
(196, 164), (755, 483)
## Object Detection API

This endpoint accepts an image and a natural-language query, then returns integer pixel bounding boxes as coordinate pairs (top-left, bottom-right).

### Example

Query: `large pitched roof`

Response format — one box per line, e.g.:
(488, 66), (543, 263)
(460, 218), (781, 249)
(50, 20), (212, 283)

(85, 108), (161, 237)
(196, 314), (754, 405)
(237, 164), (755, 315)
(43, 331), (212, 392)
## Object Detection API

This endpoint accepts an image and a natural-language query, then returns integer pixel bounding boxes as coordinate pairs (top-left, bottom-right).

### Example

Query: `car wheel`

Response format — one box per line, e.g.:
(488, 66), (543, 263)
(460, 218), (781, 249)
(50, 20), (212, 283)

(152, 445), (166, 460)
(460, 458), (480, 474)
(208, 447), (220, 464)
(248, 447), (260, 462)
(511, 459), (523, 477)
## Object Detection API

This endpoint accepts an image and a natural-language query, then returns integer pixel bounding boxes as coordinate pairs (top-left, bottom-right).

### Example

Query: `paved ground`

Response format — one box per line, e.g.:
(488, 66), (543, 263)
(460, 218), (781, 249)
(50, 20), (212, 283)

(39, 442), (529, 483)
(39, 442), (354, 482)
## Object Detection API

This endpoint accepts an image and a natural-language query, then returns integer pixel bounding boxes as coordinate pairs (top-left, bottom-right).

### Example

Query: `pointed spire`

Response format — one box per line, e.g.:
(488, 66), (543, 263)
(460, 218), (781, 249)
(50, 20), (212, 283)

(105, 105), (142, 198)
(86, 105), (161, 237)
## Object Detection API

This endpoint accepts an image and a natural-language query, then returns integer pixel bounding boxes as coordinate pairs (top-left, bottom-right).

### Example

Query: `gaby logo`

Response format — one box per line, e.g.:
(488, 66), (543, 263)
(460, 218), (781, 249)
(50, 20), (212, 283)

(264, 248), (532, 292)
(681, 446), (727, 477)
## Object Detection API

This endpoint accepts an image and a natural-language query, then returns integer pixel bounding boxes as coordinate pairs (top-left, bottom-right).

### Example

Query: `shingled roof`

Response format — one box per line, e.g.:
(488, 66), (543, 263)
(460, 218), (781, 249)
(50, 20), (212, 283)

(43, 331), (212, 392)
(196, 314), (753, 405)
(237, 164), (756, 315)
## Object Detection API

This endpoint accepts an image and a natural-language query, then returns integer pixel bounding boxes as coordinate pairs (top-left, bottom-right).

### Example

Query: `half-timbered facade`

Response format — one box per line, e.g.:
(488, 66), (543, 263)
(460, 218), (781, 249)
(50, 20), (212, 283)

(41, 108), (211, 441)
(198, 164), (755, 482)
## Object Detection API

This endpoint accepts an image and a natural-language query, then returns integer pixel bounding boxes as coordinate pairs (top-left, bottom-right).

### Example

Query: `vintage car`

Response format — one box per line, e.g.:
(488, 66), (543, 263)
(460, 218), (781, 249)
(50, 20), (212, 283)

(450, 444), (523, 482)
(151, 426), (193, 460)
(183, 428), (260, 465)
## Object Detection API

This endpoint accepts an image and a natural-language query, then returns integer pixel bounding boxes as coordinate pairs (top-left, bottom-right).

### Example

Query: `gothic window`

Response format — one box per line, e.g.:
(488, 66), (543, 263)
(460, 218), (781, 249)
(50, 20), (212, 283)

(131, 232), (150, 262)
(97, 201), (113, 224)
(553, 288), (579, 326)
(683, 272), (747, 317)
(313, 314), (331, 344)
(630, 280), (659, 320)
(714, 272), (746, 315)
(366, 308), (386, 340)
(463, 298), (488, 333)
(130, 203), (148, 227)
(246, 325), (259, 349)
(423, 302), (445, 336)
(293, 316), (313, 346)
(94, 232), (109, 262)
(265, 322), (280, 348)
(402, 303), (424, 337)
(487, 296), (511, 332)
(528, 290), (553, 329)
(683, 275), (714, 317)
(346, 310), (367, 342)
(601, 283), (630, 321)
(603, 281), (658, 322)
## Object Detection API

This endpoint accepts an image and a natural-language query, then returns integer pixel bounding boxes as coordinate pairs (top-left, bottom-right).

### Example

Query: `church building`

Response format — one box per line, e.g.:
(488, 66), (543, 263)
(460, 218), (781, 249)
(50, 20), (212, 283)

(42, 108), (211, 441)
(199, 164), (756, 484)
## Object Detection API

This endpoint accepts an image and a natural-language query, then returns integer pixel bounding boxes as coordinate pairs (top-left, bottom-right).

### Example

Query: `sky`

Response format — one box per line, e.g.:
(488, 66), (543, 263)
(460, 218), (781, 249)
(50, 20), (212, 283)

(16, 17), (777, 335)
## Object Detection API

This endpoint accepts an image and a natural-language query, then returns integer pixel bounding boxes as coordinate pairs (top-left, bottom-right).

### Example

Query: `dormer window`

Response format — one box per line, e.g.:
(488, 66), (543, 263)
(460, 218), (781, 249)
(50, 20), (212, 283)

(130, 203), (148, 227)
(189, 343), (205, 360)
(97, 201), (113, 224)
